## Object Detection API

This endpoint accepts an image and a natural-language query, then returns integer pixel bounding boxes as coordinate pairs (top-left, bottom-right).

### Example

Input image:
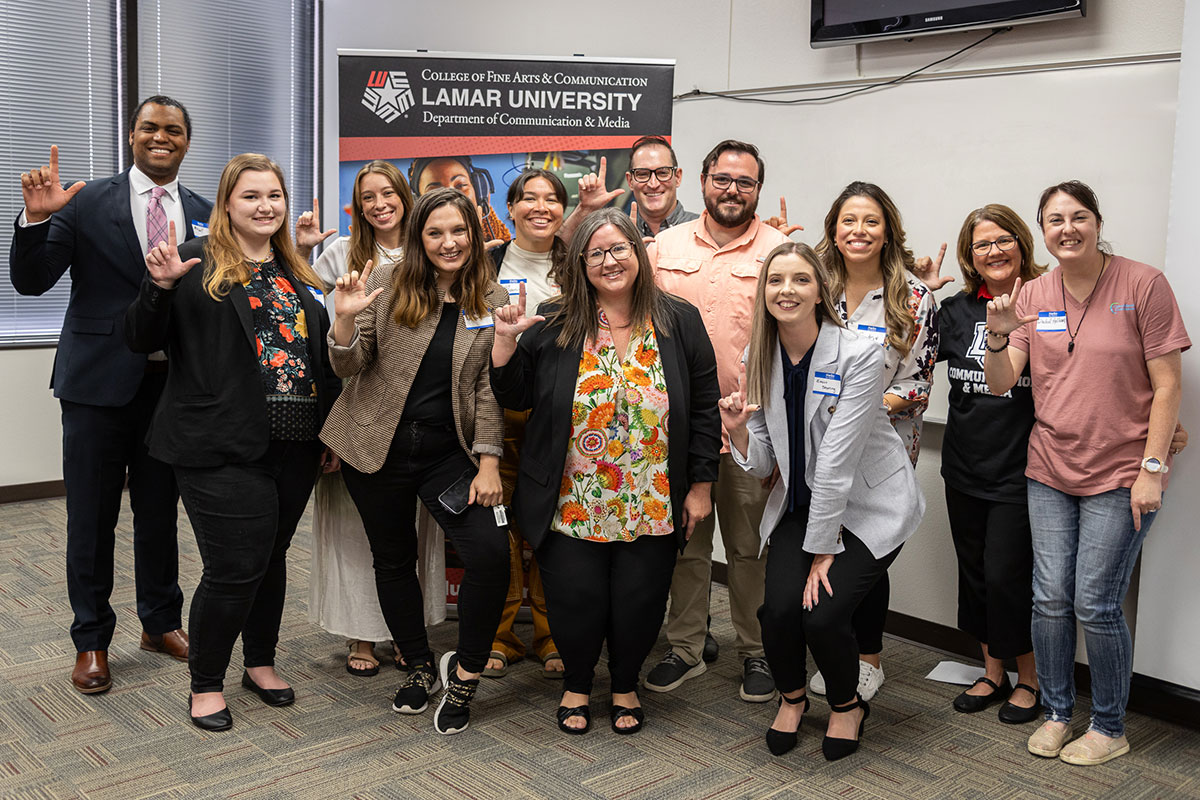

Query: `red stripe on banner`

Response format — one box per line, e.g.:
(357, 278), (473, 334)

(338, 135), (669, 161)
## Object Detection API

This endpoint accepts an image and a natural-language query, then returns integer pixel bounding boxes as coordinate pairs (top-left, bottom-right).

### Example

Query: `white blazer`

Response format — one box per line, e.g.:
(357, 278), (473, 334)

(731, 323), (925, 558)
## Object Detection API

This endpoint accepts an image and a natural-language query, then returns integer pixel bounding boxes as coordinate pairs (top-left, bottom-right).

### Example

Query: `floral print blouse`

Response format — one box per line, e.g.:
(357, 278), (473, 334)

(836, 272), (938, 465)
(244, 256), (318, 441)
(552, 311), (673, 542)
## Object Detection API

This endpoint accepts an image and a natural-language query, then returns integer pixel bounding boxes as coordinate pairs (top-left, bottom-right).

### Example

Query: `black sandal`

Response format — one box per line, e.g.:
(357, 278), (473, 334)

(556, 704), (591, 735)
(610, 704), (645, 735)
(822, 694), (870, 761)
(998, 682), (1042, 724)
(766, 692), (809, 756)
(952, 675), (1012, 713)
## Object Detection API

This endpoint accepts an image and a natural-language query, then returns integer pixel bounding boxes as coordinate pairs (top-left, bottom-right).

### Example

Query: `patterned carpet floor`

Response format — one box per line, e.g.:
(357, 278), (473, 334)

(1, 495), (1199, 799)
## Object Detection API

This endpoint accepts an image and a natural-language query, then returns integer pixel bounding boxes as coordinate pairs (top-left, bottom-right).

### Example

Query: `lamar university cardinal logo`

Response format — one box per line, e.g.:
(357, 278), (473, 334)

(362, 70), (414, 123)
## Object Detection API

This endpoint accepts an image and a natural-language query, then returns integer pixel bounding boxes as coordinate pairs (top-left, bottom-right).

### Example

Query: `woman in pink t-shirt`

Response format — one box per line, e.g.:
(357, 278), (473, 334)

(984, 181), (1189, 767)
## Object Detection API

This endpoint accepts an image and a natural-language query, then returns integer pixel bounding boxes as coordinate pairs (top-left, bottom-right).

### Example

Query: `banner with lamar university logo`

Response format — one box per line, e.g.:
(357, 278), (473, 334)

(336, 50), (676, 241)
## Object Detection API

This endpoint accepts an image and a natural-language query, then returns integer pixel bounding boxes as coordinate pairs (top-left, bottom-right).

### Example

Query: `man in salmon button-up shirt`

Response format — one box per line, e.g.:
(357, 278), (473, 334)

(644, 140), (789, 704)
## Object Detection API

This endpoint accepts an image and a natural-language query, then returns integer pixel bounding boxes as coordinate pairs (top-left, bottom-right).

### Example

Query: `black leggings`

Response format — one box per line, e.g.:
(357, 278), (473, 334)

(537, 531), (678, 695)
(759, 508), (901, 706)
(175, 439), (320, 694)
(945, 485), (1034, 659)
(341, 422), (509, 674)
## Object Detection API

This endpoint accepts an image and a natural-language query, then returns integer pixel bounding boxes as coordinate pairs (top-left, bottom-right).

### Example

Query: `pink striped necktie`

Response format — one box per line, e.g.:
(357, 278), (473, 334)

(146, 186), (169, 251)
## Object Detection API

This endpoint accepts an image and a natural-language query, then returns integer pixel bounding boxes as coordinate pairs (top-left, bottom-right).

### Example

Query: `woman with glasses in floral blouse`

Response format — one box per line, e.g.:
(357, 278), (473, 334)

(490, 208), (721, 735)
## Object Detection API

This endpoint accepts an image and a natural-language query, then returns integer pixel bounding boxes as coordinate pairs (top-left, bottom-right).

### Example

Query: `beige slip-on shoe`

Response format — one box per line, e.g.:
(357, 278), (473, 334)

(1027, 720), (1073, 757)
(1059, 731), (1130, 765)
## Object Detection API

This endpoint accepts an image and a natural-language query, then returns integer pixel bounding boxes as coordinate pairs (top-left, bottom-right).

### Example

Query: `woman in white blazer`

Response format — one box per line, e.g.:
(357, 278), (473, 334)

(722, 241), (924, 761)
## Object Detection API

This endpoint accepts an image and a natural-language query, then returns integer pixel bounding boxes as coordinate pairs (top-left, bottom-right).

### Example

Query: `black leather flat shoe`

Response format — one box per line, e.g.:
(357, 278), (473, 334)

(556, 704), (591, 735)
(822, 695), (869, 761)
(189, 695), (232, 731)
(241, 671), (295, 707)
(953, 675), (1012, 713)
(765, 692), (809, 756)
(998, 683), (1042, 724)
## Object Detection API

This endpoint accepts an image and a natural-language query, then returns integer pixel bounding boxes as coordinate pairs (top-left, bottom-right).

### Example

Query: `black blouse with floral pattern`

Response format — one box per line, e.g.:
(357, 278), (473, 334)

(244, 256), (318, 441)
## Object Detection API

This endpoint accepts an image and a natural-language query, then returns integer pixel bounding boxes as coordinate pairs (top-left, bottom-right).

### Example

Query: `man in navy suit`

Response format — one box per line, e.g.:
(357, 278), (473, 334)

(10, 96), (212, 694)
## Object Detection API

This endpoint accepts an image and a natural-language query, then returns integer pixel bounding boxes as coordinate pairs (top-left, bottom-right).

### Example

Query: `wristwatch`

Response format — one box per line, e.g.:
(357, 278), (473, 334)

(1140, 456), (1170, 474)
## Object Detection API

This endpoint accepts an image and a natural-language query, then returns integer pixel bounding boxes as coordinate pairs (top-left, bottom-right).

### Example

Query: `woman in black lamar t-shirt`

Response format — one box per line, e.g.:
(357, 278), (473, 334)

(937, 204), (1044, 724)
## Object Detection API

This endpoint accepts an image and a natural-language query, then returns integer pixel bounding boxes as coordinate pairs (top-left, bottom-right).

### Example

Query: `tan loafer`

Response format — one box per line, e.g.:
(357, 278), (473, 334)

(140, 629), (189, 662)
(1059, 731), (1130, 765)
(1027, 720), (1072, 757)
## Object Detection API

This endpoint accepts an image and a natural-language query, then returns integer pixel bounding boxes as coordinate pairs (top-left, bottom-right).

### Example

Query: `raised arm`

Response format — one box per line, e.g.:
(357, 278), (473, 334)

(984, 276), (1036, 395)
(125, 221), (201, 353)
(10, 145), (87, 295)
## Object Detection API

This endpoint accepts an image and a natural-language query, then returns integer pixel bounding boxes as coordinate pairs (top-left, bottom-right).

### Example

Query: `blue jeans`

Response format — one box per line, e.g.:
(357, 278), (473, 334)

(1026, 479), (1156, 738)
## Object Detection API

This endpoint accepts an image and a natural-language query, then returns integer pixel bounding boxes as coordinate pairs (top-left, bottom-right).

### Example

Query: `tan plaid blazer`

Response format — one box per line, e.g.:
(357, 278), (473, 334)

(319, 262), (508, 474)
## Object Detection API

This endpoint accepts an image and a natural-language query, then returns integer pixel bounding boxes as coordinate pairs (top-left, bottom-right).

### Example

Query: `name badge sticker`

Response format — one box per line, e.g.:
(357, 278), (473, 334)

(307, 286), (324, 303)
(191, 220), (209, 237)
(1037, 311), (1067, 333)
(856, 324), (887, 345)
(499, 278), (526, 299)
(463, 311), (494, 330)
(813, 372), (842, 396)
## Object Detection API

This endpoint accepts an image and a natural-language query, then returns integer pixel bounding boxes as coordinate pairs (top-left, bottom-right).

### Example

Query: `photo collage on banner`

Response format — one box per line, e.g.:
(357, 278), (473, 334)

(337, 51), (676, 611)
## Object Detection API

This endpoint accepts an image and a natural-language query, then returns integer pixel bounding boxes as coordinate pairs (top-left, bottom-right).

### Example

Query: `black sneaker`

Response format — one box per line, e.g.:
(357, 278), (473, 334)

(433, 651), (478, 735)
(740, 657), (776, 703)
(703, 632), (720, 664)
(391, 661), (440, 714)
(643, 650), (706, 693)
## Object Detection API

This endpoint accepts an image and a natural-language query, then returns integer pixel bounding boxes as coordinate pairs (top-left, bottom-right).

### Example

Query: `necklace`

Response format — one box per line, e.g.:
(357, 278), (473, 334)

(246, 247), (274, 268)
(375, 243), (403, 266)
(1060, 254), (1108, 354)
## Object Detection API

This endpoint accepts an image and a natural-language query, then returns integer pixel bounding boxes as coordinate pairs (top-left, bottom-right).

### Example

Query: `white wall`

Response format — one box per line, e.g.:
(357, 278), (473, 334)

(3, 348), (60, 485)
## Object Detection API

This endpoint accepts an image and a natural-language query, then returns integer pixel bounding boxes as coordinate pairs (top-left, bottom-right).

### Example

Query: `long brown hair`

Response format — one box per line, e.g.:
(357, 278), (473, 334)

(955, 204), (1046, 295)
(745, 242), (842, 405)
(203, 153), (322, 300)
(551, 208), (675, 350)
(391, 188), (494, 327)
(814, 181), (917, 357)
(347, 160), (414, 273)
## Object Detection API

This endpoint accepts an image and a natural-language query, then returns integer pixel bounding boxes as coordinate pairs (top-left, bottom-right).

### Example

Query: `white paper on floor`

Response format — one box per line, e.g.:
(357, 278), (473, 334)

(925, 660), (1018, 686)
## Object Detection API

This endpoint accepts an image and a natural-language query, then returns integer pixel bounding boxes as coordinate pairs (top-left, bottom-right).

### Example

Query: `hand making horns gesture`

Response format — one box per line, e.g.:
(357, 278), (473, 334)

(717, 362), (761, 433)
(985, 276), (1039, 337)
(334, 259), (384, 319)
(494, 281), (546, 341)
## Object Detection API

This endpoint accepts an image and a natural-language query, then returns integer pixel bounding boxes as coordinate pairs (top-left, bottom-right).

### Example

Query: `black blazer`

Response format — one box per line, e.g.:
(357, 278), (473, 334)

(490, 295), (721, 551)
(9, 169), (212, 406)
(124, 237), (341, 468)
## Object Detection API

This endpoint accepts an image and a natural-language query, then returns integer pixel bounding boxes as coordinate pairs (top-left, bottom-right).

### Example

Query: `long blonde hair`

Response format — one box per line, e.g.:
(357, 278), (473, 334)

(814, 181), (917, 357)
(391, 188), (494, 327)
(347, 160), (414, 273)
(745, 242), (842, 405)
(203, 153), (322, 300)
(550, 208), (675, 350)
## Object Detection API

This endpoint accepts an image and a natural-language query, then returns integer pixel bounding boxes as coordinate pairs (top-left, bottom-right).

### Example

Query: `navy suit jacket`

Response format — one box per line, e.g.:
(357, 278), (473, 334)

(9, 169), (212, 407)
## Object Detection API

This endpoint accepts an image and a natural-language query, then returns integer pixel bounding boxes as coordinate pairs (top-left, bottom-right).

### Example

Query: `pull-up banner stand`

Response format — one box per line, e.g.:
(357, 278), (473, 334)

(337, 50), (676, 241)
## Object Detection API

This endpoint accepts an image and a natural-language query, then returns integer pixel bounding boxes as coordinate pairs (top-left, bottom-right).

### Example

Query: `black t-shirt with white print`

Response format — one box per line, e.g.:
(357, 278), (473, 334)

(937, 290), (1034, 504)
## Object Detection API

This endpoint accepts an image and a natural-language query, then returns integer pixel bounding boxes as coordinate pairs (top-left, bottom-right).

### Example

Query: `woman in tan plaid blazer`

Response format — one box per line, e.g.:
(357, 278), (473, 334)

(320, 188), (511, 736)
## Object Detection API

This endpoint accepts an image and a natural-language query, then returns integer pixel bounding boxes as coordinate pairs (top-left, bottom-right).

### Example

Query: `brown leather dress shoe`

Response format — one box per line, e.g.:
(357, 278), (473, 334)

(140, 629), (189, 662)
(71, 650), (112, 694)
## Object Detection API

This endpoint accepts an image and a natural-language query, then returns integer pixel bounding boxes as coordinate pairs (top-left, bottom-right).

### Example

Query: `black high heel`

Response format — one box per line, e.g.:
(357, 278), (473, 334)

(765, 692), (809, 756)
(822, 694), (870, 761)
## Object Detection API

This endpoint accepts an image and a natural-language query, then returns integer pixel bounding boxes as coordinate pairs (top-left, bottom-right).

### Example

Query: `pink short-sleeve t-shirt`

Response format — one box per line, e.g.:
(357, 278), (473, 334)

(1010, 256), (1190, 495)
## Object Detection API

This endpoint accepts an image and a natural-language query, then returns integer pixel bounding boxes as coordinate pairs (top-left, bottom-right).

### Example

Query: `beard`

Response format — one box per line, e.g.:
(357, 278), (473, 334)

(705, 190), (756, 228)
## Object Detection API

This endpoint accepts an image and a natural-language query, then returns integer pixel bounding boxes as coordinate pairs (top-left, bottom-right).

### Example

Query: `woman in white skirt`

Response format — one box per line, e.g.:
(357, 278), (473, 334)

(309, 160), (446, 675)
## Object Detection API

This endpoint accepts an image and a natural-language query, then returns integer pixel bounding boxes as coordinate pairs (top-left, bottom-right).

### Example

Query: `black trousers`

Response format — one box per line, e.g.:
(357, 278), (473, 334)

(537, 530), (678, 695)
(60, 368), (183, 652)
(759, 508), (901, 706)
(174, 439), (320, 694)
(945, 485), (1034, 659)
(340, 422), (509, 674)
(850, 572), (889, 656)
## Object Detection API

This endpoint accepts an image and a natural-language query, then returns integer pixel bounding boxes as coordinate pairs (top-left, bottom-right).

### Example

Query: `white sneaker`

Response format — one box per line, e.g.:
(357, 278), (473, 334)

(808, 661), (884, 700)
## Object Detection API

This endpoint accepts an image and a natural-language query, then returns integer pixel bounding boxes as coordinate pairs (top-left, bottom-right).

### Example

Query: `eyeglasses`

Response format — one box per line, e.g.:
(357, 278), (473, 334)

(629, 166), (677, 183)
(583, 241), (636, 267)
(705, 173), (760, 193)
(970, 235), (1018, 255)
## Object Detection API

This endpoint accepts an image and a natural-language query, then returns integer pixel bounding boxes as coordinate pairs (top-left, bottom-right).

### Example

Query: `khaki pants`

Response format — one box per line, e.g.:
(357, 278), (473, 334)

(491, 409), (558, 663)
(665, 453), (769, 663)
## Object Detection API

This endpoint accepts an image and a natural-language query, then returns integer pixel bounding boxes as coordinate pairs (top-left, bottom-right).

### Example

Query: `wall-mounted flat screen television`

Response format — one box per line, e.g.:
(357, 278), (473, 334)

(811, 0), (1085, 48)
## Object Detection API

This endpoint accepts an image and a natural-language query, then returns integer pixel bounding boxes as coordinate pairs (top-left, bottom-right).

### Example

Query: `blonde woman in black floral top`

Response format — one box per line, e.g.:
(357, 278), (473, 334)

(126, 154), (340, 732)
